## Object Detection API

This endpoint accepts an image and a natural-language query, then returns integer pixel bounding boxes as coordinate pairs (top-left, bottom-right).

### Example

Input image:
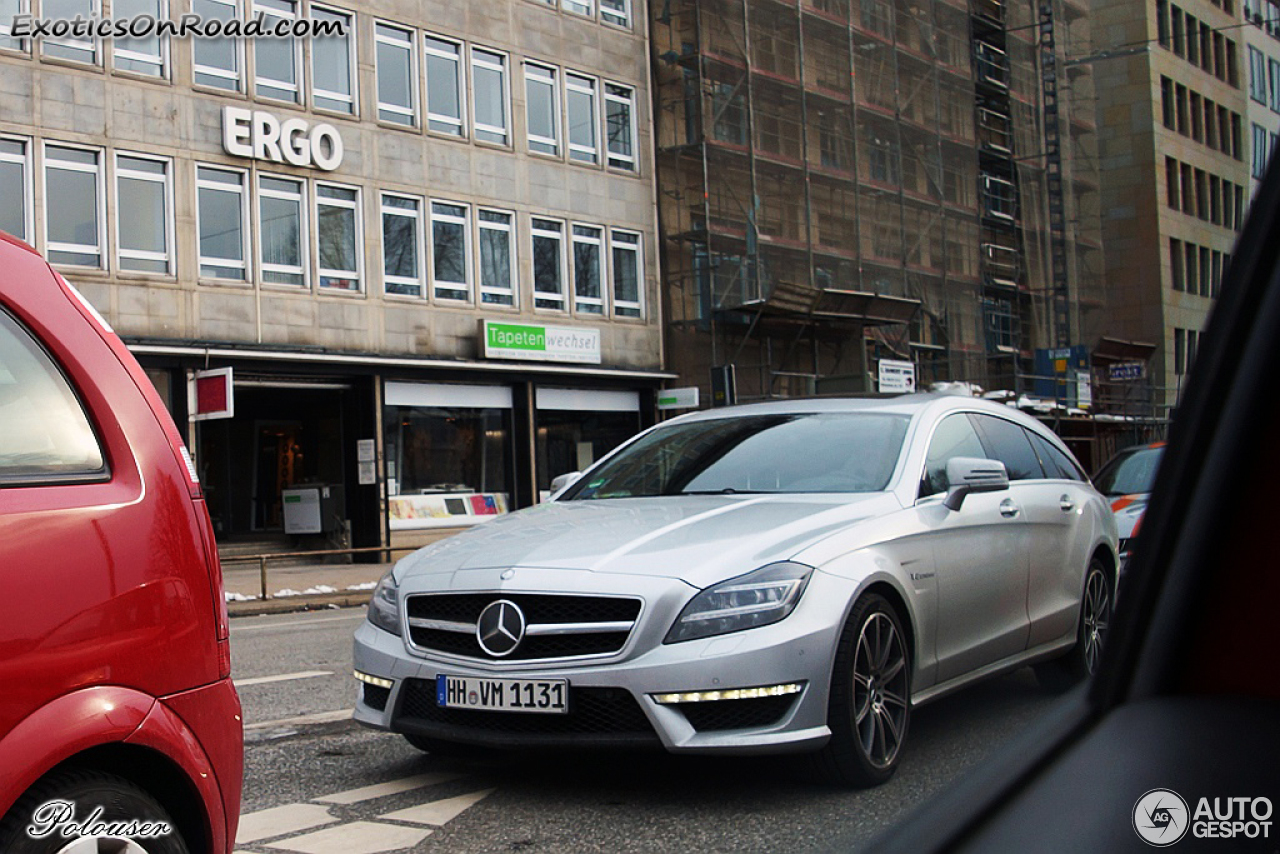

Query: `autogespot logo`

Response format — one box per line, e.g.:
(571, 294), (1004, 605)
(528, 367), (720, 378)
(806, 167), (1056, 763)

(1134, 789), (1191, 847)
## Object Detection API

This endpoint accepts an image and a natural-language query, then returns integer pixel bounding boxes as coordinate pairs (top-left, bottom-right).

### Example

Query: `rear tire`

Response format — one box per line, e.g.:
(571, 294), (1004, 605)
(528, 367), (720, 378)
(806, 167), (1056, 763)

(1035, 556), (1113, 692)
(0, 769), (189, 854)
(809, 593), (911, 787)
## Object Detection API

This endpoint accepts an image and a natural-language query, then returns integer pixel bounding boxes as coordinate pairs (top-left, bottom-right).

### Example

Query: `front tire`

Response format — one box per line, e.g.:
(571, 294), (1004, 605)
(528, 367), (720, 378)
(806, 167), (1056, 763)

(1036, 556), (1113, 692)
(0, 769), (189, 854)
(810, 593), (911, 787)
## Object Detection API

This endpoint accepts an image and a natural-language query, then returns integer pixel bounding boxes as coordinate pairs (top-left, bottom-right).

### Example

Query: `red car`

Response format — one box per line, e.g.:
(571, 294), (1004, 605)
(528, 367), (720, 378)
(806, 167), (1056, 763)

(0, 232), (242, 854)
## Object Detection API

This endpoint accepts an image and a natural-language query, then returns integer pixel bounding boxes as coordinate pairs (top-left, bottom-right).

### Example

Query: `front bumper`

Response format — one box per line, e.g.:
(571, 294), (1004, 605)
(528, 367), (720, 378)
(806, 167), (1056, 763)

(352, 568), (856, 755)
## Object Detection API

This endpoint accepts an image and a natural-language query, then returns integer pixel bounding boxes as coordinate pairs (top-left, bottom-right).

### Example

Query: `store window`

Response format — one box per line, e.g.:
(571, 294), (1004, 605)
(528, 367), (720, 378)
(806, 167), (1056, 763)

(604, 83), (636, 171)
(601, 0), (629, 26)
(532, 217), (566, 310)
(471, 47), (509, 145)
(115, 153), (172, 275)
(572, 223), (604, 314)
(525, 62), (560, 156)
(381, 193), (424, 297)
(42, 0), (97, 63)
(431, 201), (471, 301)
(254, 0), (302, 103)
(44, 144), (104, 268)
(112, 0), (167, 76)
(376, 22), (417, 126)
(478, 209), (515, 306)
(312, 5), (355, 114)
(258, 174), (306, 286)
(610, 229), (642, 318)
(316, 183), (361, 291)
(197, 165), (249, 280)
(384, 382), (512, 529)
(562, 0), (593, 17)
(0, 0), (28, 51)
(567, 73), (599, 163)
(425, 34), (465, 136)
(192, 0), (242, 91)
(534, 388), (641, 497)
(0, 137), (30, 242)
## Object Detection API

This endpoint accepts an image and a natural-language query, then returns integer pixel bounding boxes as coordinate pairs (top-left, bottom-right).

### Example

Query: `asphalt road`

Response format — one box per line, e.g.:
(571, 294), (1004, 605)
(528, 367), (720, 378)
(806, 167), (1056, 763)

(230, 609), (1066, 854)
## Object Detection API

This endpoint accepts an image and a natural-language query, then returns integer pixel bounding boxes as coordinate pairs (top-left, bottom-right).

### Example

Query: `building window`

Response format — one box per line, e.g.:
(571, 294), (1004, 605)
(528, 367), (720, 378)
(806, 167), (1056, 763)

(381, 193), (424, 297)
(531, 217), (566, 310)
(471, 48), (509, 145)
(316, 183), (361, 291)
(1184, 241), (1198, 291)
(43, 144), (104, 268)
(1165, 156), (1180, 209)
(375, 22), (417, 126)
(566, 73), (599, 164)
(525, 62), (560, 156)
(572, 223), (604, 314)
(0, 137), (30, 242)
(1271, 58), (1280, 112)
(562, 0), (594, 17)
(0, 0), (29, 51)
(610, 229), (642, 318)
(605, 83), (636, 171)
(192, 0), (242, 91)
(253, 0), (302, 103)
(1170, 238), (1184, 291)
(1250, 46), (1268, 103)
(424, 35), (465, 136)
(112, 0), (166, 76)
(311, 5), (355, 114)
(431, 201), (471, 301)
(1174, 328), (1185, 375)
(1199, 245), (1211, 295)
(1161, 77), (1175, 128)
(115, 153), (172, 275)
(478, 209), (515, 306)
(42, 0), (97, 63)
(258, 174), (306, 286)
(1253, 122), (1271, 178)
(1157, 0), (1170, 47)
(196, 165), (249, 280)
(601, 0), (629, 27)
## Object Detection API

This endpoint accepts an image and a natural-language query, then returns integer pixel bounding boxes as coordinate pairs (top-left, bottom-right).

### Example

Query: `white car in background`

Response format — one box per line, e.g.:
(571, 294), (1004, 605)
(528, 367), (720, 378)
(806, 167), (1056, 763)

(1092, 442), (1165, 572)
(353, 394), (1117, 787)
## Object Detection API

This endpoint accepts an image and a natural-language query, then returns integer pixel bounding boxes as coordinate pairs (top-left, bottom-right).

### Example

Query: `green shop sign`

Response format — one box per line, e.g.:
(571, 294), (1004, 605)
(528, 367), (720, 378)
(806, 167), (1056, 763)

(481, 320), (602, 364)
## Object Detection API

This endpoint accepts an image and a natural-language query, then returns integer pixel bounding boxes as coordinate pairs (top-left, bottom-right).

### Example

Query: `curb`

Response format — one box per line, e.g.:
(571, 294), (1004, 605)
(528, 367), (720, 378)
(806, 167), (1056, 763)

(228, 591), (372, 617)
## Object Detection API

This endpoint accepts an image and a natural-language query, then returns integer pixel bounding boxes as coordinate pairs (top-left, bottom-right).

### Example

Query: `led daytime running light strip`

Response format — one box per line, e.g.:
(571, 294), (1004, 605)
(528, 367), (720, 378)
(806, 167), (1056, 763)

(652, 682), (804, 704)
(353, 670), (394, 690)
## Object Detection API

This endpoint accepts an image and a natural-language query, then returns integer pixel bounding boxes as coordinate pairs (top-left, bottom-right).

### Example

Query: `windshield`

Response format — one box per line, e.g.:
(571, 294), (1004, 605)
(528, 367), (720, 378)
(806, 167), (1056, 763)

(1093, 446), (1164, 496)
(561, 412), (909, 499)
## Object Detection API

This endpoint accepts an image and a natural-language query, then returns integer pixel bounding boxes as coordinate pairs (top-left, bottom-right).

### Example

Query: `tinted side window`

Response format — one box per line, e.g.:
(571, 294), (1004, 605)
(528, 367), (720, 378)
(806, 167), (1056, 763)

(920, 413), (987, 497)
(1028, 430), (1085, 482)
(0, 308), (106, 485)
(971, 414), (1045, 481)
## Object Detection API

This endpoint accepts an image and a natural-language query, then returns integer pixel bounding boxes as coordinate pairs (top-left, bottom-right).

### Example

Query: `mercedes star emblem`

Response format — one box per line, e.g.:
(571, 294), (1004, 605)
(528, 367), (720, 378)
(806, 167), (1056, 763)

(476, 599), (526, 657)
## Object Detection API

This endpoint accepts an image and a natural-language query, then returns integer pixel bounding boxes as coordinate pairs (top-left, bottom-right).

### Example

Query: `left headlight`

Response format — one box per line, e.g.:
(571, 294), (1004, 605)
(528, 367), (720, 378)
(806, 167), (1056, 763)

(366, 570), (402, 636)
(665, 561), (813, 644)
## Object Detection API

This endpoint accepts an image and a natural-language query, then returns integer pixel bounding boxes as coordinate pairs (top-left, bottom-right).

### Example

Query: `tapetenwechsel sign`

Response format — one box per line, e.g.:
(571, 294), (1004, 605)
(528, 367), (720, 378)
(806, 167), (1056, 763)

(481, 321), (602, 364)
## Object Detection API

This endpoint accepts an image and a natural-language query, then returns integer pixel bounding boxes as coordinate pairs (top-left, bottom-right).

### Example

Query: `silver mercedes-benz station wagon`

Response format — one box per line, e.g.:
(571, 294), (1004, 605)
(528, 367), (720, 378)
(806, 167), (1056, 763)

(352, 394), (1118, 786)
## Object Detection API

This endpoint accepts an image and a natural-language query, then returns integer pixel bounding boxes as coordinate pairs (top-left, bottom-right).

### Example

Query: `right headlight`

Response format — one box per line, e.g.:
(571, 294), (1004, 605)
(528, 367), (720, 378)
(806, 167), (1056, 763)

(366, 570), (401, 637)
(665, 561), (813, 644)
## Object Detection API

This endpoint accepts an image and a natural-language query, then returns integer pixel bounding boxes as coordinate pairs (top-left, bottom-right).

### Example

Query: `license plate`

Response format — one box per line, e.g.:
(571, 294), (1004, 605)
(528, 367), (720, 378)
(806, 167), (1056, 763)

(436, 675), (568, 714)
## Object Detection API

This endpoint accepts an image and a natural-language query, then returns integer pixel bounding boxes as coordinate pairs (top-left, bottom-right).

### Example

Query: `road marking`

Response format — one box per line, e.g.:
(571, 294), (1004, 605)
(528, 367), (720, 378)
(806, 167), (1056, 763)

(245, 709), (352, 731)
(232, 614), (366, 633)
(263, 821), (431, 854)
(235, 670), (333, 688)
(379, 790), (496, 826)
(315, 773), (463, 805)
(236, 804), (337, 845)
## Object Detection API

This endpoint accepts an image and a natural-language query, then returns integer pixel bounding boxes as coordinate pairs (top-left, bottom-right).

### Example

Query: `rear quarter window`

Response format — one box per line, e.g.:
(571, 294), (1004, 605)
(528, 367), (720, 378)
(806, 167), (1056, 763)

(1026, 429), (1085, 482)
(0, 308), (107, 485)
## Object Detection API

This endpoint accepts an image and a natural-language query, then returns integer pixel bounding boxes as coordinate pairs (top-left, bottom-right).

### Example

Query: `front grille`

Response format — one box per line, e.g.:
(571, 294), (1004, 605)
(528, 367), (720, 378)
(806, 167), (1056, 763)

(362, 683), (390, 712)
(406, 593), (642, 662)
(395, 678), (659, 746)
(676, 695), (797, 732)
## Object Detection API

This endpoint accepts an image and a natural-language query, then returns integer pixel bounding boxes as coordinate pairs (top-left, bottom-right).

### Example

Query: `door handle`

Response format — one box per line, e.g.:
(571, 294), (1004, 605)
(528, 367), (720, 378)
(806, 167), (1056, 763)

(999, 499), (1020, 518)
(1059, 495), (1076, 512)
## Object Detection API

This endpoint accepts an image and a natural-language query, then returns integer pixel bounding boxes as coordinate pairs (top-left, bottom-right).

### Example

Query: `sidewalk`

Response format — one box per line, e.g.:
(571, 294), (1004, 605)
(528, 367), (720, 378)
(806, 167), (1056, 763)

(222, 558), (392, 617)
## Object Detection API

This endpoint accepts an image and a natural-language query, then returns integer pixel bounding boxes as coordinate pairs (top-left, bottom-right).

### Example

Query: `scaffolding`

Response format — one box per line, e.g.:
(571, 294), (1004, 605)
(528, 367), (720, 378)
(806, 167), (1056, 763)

(651, 0), (1106, 401)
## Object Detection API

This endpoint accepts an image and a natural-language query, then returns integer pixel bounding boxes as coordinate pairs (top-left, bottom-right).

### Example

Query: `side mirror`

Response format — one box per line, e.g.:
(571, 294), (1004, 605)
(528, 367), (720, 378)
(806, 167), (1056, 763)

(943, 457), (1009, 511)
(548, 471), (582, 498)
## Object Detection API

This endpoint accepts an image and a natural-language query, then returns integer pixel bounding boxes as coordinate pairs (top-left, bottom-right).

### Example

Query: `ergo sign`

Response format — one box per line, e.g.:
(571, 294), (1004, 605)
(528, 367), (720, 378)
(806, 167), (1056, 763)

(221, 106), (344, 171)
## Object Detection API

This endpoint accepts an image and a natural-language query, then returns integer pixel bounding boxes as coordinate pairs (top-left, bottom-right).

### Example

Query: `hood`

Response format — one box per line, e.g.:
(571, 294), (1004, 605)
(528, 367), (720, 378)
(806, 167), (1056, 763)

(395, 493), (900, 589)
